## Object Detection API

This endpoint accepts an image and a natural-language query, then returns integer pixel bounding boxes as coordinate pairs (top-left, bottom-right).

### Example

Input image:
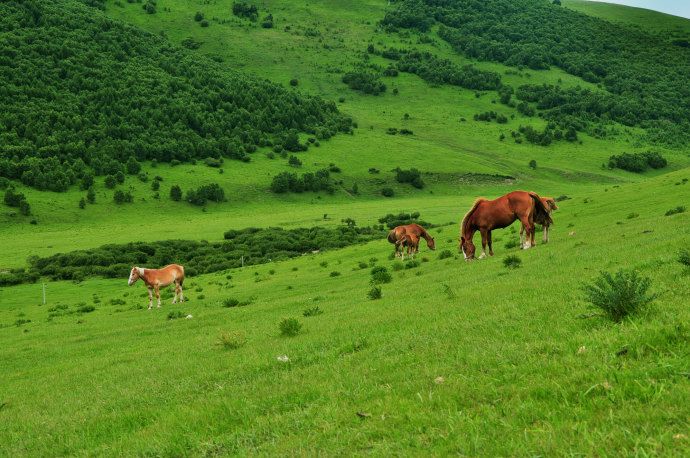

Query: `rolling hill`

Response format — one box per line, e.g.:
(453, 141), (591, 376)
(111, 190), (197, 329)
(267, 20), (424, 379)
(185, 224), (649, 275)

(0, 0), (688, 455)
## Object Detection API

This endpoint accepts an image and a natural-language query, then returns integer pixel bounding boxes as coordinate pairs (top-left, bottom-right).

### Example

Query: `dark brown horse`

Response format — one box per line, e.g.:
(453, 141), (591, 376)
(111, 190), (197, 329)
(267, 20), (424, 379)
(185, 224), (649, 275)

(520, 196), (558, 244)
(388, 223), (435, 259)
(460, 191), (552, 260)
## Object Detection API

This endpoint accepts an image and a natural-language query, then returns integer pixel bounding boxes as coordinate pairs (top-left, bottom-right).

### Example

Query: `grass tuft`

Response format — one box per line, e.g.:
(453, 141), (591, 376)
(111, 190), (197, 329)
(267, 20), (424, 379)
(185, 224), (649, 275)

(503, 255), (522, 269)
(303, 306), (323, 317)
(367, 286), (382, 300)
(217, 331), (247, 350)
(581, 269), (657, 322)
(279, 318), (302, 337)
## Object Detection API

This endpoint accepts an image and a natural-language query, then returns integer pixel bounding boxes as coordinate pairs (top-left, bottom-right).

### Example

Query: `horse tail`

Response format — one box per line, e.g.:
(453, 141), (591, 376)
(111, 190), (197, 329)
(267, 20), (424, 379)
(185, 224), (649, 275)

(387, 230), (398, 244)
(178, 265), (185, 285)
(461, 198), (486, 234)
(529, 192), (553, 226)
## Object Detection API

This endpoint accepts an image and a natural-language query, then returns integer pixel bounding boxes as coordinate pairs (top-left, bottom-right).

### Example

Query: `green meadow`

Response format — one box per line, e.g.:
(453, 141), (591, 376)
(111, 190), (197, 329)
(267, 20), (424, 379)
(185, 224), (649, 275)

(1, 0), (689, 455)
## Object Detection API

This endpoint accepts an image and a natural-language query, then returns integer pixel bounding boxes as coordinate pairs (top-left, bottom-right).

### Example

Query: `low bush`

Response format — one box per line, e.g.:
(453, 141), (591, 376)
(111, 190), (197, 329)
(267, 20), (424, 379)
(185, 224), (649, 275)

(367, 285), (382, 300)
(342, 71), (386, 95)
(395, 167), (424, 189)
(217, 331), (247, 350)
(405, 260), (420, 269)
(678, 249), (690, 267)
(77, 305), (96, 313)
(438, 249), (453, 260)
(279, 317), (302, 337)
(370, 266), (392, 284)
(303, 306), (323, 317)
(330, 271), (341, 277)
(167, 310), (186, 320)
(581, 269), (656, 322)
(381, 187), (395, 197)
(665, 206), (686, 216)
(503, 255), (522, 269)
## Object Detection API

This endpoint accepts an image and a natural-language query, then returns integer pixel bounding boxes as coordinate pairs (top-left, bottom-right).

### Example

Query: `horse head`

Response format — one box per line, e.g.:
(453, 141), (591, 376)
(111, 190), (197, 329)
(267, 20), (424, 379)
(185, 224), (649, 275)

(459, 236), (475, 261)
(128, 266), (141, 286)
(427, 236), (436, 250)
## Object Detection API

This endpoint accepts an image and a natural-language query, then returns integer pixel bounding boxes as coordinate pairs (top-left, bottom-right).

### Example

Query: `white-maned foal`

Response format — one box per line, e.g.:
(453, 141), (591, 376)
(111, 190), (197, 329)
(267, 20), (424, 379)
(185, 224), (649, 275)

(128, 264), (185, 309)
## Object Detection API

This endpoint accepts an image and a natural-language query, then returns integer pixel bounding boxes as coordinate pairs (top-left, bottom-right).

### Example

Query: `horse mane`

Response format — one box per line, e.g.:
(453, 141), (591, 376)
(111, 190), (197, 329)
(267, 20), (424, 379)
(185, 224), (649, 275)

(461, 198), (486, 235)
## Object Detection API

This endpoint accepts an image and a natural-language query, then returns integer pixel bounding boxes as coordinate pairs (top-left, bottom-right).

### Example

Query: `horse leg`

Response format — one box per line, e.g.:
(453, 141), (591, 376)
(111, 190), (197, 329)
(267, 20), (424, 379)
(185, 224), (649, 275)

(172, 283), (178, 304)
(519, 224), (525, 246)
(479, 230), (488, 259)
(543, 224), (549, 243)
(519, 217), (533, 250)
(488, 231), (494, 256)
(155, 285), (161, 308)
(147, 287), (153, 310)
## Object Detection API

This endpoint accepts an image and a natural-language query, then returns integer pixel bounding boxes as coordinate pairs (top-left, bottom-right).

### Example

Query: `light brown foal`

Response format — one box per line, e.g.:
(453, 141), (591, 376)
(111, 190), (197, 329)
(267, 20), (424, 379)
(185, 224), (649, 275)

(128, 264), (185, 309)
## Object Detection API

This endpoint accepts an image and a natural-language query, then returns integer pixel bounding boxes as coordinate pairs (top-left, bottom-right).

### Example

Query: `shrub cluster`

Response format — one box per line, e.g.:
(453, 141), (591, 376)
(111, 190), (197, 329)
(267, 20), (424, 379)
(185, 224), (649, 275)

(21, 224), (386, 283)
(608, 152), (667, 173)
(474, 111), (508, 124)
(394, 168), (424, 189)
(377, 211), (430, 229)
(270, 169), (333, 194)
(342, 71), (387, 95)
(3, 187), (30, 215)
(389, 50), (501, 91)
(232, 2), (258, 21)
(185, 183), (225, 206)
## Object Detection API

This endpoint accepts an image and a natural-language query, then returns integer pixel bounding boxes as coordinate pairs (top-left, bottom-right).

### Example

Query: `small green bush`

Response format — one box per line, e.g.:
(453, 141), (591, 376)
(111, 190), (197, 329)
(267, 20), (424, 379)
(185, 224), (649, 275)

(391, 262), (404, 271)
(503, 255), (522, 269)
(280, 317), (302, 337)
(370, 266), (392, 284)
(504, 238), (520, 249)
(665, 206), (686, 216)
(626, 212), (639, 219)
(438, 249), (453, 260)
(581, 269), (657, 322)
(678, 249), (690, 267)
(381, 187), (395, 197)
(303, 306), (323, 317)
(167, 310), (186, 320)
(217, 331), (247, 350)
(223, 298), (240, 307)
(405, 260), (420, 269)
(77, 305), (96, 313)
(329, 271), (341, 277)
(358, 261), (368, 269)
(367, 285), (382, 300)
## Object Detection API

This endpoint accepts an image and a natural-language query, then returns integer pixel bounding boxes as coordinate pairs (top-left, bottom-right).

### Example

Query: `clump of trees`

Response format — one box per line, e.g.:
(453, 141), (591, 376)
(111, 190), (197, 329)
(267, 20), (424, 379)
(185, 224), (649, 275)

(474, 111), (508, 124)
(0, 1), (352, 192)
(342, 71), (387, 95)
(392, 50), (501, 91)
(232, 2), (258, 21)
(608, 152), (667, 173)
(270, 169), (333, 194)
(185, 183), (225, 205)
(395, 168), (424, 189)
(378, 211), (430, 229)
(4, 187), (31, 215)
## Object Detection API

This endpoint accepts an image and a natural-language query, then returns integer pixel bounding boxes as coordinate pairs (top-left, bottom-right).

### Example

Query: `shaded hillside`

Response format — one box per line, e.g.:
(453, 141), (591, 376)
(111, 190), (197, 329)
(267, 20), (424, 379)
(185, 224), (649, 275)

(0, 0), (352, 191)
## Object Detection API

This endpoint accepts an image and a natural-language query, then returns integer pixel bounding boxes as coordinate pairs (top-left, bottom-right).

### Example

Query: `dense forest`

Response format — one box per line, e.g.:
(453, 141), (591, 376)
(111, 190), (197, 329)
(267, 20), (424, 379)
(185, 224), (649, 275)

(0, 0), (352, 191)
(382, 0), (690, 146)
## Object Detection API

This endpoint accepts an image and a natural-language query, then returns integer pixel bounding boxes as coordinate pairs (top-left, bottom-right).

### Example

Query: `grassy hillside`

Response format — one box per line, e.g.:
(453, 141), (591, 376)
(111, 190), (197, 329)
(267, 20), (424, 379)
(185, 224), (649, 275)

(1, 0), (689, 455)
(1, 171), (689, 455)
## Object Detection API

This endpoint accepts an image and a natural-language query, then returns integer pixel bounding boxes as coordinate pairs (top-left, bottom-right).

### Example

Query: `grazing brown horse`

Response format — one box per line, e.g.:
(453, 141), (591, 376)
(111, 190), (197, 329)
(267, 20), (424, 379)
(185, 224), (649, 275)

(387, 223), (435, 259)
(459, 191), (552, 260)
(128, 264), (185, 309)
(520, 196), (558, 244)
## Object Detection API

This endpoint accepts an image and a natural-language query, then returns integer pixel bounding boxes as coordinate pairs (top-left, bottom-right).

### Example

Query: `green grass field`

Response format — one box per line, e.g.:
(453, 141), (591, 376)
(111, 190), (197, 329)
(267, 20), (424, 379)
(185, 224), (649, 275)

(1, 0), (689, 455)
